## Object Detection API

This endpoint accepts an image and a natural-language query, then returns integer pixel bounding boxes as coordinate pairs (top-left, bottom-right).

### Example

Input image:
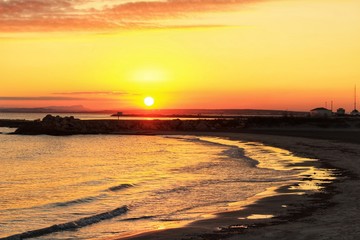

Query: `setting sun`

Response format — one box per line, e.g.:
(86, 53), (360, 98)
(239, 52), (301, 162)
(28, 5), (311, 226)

(144, 96), (155, 107)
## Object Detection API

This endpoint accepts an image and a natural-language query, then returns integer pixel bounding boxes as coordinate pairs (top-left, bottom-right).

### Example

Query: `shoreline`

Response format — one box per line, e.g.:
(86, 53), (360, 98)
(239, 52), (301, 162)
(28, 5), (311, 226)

(203, 133), (358, 240)
(3, 120), (360, 239)
(225, 133), (359, 240)
(108, 132), (352, 240)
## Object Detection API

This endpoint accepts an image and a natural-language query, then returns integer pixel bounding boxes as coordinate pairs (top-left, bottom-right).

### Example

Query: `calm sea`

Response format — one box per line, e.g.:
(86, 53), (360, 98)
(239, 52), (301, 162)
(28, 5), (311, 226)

(0, 114), (300, 239)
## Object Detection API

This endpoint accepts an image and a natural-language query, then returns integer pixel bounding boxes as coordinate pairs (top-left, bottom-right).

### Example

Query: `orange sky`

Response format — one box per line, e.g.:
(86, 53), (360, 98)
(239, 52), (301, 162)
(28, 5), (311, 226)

(1, 0), (360, 111)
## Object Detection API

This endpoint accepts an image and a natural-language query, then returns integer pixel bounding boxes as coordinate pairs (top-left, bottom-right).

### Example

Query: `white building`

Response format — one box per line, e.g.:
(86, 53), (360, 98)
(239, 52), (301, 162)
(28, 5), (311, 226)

(310, 107), (332, 117)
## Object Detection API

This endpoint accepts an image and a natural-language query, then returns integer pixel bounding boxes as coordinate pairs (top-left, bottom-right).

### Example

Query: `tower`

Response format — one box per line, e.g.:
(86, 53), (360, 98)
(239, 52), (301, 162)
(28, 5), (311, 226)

(331, 100), (333, 112)
(355, 84), (357, 111)
(351, 84), (359, 116)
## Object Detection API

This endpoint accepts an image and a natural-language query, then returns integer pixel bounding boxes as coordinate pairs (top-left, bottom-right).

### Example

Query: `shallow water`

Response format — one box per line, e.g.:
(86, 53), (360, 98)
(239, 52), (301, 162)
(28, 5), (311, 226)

(0, 133), (304, 239)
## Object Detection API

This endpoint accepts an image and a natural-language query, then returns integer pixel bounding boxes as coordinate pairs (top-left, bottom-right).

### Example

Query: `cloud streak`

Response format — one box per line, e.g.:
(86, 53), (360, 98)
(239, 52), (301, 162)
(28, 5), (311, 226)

(53, 91), (129, 96)
(0, 0), (264, 32)
(0, 96), (85, 101)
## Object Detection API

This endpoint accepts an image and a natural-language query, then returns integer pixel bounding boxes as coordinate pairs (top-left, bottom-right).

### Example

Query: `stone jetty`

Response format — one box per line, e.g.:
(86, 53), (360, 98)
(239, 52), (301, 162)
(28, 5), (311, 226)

(13, 114), (360, 136)
(14, 115), (245, 135)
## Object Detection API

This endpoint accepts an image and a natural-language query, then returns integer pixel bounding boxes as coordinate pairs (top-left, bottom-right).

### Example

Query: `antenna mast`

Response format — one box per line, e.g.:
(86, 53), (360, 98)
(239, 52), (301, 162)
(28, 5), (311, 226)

(355, 85), (357, 110)
(331, 100), (333, 112)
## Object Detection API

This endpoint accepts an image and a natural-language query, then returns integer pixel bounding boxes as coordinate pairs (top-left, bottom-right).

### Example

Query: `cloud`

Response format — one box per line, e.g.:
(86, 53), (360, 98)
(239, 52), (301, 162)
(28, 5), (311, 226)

(0, 0), (71, 16)
(0, 0), (264, 31)
(0, 96), (85, 101)
(53, 91), (128, 95)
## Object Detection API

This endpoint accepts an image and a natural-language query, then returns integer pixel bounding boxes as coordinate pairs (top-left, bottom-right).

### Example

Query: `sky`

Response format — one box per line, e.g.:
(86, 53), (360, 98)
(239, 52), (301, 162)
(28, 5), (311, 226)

(1, 0), (360, 111)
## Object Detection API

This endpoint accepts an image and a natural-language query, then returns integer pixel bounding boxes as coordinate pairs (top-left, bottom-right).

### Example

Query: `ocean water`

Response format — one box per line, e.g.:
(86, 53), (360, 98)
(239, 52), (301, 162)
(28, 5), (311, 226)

(0, 129), (304, 239)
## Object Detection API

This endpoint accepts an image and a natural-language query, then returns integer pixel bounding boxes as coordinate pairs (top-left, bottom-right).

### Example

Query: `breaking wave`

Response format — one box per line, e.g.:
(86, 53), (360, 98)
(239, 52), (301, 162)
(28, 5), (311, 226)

(107, 183), (134, 192)
(1, 206), (128, 240)
(51, 194), (106, 208)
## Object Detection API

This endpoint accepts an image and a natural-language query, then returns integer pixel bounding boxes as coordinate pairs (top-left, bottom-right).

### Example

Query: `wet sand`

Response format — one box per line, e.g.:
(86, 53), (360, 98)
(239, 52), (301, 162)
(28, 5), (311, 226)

(226, 133), (360, 240)
(109, 130), (360, 240)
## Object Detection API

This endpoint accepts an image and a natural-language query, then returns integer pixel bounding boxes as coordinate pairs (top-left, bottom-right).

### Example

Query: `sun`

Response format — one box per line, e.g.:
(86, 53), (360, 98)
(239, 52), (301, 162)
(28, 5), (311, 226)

(144, 96), (155, 107)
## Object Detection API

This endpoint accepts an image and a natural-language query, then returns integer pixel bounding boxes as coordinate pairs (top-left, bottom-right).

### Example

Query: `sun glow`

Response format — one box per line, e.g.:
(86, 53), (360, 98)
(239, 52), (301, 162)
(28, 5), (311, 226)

(133, 68), (166, 83)
(144, 96), (155, 107)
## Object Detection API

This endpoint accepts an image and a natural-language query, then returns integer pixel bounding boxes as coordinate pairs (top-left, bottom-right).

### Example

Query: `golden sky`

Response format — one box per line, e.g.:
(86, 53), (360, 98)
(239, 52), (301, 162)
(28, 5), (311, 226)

(1, 0), (360, 111)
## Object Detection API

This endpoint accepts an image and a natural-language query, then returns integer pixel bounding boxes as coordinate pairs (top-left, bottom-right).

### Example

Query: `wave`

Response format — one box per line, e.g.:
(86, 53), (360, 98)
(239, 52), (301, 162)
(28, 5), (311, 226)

(185, 136), (261, 167)
(120, 215), (154, 221)
(1, 194), (107, 214)
(107, 183), (134, 192)
(1, 206), (128, 240)
(221, 147), (259, 167)
(165, 200), (233, 216)
(50, 183), (134, 208)
(165, 136), (255, 164)
(5, 185), (126, 213)
(51, 194), (106, 208)
(156, 186), (190, 195)
(167, 136), (225, 147)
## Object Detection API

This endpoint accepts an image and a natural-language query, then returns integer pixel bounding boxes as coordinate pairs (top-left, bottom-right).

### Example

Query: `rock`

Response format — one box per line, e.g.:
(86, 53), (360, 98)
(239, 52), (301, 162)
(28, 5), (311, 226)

(181, 121), (195, 130)
(169, 119), (182, 130)
(42, 114), (55, 123)
(195, 121), (209, 131)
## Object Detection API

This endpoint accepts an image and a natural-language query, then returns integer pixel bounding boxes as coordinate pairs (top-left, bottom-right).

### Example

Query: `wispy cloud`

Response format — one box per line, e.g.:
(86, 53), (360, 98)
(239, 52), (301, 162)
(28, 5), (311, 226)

(0, 0), (264, 32)
(0, 96), (85, 101)
(53, 91), (128, 96)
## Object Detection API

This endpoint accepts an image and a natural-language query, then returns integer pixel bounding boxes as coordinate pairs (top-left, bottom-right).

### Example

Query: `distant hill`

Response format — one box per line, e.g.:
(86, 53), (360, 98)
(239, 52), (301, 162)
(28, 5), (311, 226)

(0, 105), (90, 113)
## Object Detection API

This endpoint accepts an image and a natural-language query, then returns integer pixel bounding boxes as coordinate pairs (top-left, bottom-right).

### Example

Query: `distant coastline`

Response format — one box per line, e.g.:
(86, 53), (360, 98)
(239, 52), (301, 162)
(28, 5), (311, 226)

(0, 107), (307, 116)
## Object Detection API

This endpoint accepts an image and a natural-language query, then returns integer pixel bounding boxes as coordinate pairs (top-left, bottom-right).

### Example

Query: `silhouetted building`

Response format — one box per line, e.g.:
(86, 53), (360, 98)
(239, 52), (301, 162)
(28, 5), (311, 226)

(310, 107), (332, 117)
(336, 108), (346, 116)
(351, 109), (360, 116)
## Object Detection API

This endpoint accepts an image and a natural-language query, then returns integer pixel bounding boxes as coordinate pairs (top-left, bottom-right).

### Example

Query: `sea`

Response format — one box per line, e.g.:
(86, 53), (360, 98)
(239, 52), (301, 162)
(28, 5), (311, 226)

(0, 113), (310, 239)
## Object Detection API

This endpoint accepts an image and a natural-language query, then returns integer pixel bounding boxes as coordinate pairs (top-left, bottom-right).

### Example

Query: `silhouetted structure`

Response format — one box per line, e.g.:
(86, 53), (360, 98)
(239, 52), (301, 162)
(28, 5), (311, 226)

(336, 108), (346, 116)
(111, 112), (123, 120)
(351, 109), (360, 116)
(351, 85), (359, 116)
(310, 107), (332, 118)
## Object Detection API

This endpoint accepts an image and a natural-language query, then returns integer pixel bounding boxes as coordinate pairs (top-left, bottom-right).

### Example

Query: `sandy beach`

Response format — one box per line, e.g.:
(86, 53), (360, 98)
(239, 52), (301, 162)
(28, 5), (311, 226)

(227, 133), (360, 240)
(113, 131), (360, 240)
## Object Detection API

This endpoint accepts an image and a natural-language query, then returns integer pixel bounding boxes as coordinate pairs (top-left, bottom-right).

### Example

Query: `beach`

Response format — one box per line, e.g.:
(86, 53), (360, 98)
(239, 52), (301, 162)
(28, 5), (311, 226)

(1, 118), (360, 239)
(113, 131), (360, 240)
(226, 133), (360, 240)
(202, 132), (360, 240)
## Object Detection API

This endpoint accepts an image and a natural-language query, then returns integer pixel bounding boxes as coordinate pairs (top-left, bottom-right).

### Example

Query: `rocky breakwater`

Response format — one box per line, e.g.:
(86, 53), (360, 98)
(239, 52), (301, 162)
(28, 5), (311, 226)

(15, 115), (88, 135)
(14, 115), (245, 135)
(0, 119), (33, 128)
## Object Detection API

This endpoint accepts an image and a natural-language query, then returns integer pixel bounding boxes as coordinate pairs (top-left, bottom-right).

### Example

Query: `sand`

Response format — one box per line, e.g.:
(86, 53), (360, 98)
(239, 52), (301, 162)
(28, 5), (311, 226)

(226, 133), (360, 240)
(113, 131), (360, 240)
